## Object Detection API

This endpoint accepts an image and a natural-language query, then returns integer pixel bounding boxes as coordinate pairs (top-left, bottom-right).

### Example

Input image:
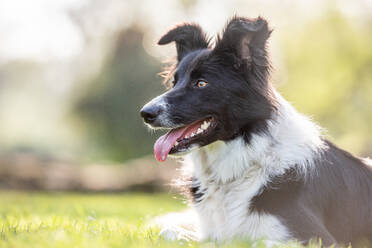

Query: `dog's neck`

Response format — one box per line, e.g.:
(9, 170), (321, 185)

(184, 90), (326, 184)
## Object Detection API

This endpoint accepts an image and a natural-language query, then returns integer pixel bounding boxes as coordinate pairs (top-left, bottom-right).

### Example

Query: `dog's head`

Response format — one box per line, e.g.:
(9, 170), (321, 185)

(140, 17), (277, 161)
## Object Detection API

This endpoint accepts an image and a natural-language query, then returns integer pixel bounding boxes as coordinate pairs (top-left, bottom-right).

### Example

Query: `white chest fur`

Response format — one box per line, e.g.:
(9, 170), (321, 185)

(185, 140), (292, 242)
(196, 175), (291, 242)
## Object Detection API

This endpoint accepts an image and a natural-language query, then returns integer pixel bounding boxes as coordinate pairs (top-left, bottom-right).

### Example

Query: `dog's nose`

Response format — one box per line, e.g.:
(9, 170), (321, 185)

(140, 105), (162, 124)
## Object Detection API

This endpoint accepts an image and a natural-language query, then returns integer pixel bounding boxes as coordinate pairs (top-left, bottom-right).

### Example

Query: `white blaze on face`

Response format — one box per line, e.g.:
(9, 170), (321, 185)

(142, 93), (174, 129)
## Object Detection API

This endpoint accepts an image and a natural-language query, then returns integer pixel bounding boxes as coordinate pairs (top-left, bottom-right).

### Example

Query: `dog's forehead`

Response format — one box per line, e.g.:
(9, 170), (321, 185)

(177, 49), (210, 76)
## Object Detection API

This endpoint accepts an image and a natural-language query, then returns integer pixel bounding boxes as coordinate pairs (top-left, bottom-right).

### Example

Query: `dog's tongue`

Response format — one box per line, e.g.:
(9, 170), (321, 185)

(154, 126), (188, 162)
(154, 119), (206, 162)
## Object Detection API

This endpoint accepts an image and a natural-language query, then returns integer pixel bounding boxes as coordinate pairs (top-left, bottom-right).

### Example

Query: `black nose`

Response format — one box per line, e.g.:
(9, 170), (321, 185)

(140, 105), (162, 124)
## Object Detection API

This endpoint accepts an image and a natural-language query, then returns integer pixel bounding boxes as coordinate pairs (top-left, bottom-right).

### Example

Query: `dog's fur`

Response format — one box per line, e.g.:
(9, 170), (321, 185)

(141, 16), (372, 246)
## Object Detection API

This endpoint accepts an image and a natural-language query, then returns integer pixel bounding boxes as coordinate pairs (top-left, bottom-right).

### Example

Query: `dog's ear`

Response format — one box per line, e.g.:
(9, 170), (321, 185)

(158, 24), (209, 62)
(213, 16), (272, 69)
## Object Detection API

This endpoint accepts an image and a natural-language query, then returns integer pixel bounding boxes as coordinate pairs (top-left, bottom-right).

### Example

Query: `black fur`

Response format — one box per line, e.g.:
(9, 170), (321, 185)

(251, 140), (372, 246)
(158, 24), (210, 62)
(157, 17), (277, 148)
(189, 177), (204, 203)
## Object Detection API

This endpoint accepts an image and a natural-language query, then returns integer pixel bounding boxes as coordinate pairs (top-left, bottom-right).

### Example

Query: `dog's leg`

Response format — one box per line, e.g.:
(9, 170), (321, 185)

(283, 210), (337, 247)
(151, 209), (201, 241)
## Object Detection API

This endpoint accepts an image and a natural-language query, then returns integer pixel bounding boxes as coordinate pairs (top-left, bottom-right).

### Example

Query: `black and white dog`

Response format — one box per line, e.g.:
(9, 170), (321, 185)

(140, 16), (372, 246)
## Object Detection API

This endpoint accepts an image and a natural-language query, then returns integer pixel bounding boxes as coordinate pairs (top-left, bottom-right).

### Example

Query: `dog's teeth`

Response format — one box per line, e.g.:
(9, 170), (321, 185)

(197, 128), (202, 134)
(191, 132), (195, 137)
(185, 135), (189, 139)
(174, 141), (179, 146)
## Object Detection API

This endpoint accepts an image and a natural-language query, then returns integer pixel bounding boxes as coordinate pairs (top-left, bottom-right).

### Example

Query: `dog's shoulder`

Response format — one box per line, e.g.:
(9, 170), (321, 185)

(250, 140), (372, 245)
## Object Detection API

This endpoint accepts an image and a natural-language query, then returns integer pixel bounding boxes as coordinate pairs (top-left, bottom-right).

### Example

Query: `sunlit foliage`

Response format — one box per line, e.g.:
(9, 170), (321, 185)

(279, 11), (372, 155)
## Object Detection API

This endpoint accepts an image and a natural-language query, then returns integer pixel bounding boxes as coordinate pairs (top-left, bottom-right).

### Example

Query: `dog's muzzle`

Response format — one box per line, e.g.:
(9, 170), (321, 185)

(140, 93), (171, 128)
(140, 104), (163, 124)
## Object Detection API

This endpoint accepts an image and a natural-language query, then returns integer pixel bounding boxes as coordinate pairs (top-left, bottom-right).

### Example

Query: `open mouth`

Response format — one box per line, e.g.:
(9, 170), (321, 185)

(154, 117), (215, 162)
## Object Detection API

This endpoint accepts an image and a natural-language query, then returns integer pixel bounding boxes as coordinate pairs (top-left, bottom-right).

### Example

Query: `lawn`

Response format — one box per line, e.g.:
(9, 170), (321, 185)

(0, 191), (307, 248)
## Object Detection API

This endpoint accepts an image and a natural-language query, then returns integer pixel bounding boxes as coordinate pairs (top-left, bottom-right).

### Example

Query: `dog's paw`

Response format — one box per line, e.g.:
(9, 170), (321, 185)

(149, 210), (200, 242)
(159, 227), (179, 241)
(159, 225), (197, 241)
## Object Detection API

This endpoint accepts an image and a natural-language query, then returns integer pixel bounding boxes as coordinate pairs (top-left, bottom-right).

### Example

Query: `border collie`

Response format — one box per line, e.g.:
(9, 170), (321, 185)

(140, 16), (372, 246)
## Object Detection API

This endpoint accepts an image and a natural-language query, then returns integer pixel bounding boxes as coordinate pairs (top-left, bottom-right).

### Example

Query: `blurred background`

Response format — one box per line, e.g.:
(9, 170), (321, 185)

(0, 0), (372, 192)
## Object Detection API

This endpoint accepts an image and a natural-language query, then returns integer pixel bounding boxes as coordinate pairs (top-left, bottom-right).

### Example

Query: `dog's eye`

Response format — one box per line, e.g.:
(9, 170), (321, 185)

(196, 80), (208, 88)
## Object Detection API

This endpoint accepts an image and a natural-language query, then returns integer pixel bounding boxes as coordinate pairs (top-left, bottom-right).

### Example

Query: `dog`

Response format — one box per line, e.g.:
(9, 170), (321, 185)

(140, 16), (372, 246)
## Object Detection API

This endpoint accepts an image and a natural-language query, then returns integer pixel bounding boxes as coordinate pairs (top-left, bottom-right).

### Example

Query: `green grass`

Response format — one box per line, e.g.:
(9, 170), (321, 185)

(0, 191), (310, 248)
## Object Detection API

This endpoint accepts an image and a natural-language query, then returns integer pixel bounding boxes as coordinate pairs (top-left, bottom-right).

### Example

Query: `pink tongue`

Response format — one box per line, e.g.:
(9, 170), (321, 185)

(154, 126), (189, 162)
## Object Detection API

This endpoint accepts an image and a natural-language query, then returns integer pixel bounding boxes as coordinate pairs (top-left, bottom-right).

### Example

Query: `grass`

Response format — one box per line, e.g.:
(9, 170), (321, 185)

(0, 191), (311, 248)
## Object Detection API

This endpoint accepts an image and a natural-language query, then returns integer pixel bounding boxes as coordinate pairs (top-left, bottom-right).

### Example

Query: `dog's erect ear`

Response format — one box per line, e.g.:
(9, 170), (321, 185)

(158, 24), (209, 62)
(214, 16), (271, 68)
